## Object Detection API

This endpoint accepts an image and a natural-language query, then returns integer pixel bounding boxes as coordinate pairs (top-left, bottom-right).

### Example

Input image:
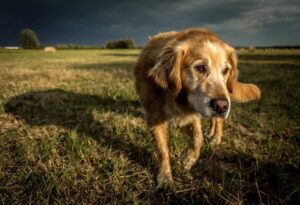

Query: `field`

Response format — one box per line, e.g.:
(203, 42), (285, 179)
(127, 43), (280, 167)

(0, 48), (299, 204)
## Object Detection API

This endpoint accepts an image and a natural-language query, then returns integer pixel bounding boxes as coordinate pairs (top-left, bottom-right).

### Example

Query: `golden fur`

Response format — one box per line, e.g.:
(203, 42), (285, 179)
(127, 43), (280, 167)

(134, 28), (260, 184)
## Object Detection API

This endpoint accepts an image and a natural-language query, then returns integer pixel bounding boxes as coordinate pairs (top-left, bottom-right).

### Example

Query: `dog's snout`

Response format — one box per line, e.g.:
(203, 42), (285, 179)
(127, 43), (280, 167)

(210, 99), (229, 114)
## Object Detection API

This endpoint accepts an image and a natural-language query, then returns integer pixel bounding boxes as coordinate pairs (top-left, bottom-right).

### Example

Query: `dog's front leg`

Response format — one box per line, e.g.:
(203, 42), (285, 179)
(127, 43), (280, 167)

(182, 116), (203, 170)
(149, 121), (173, 184)
(208, 117), (224, 145)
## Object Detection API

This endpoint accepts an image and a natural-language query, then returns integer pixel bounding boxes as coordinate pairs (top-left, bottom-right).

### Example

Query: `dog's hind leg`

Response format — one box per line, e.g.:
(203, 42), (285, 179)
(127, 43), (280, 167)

(182, 116), (203, 170)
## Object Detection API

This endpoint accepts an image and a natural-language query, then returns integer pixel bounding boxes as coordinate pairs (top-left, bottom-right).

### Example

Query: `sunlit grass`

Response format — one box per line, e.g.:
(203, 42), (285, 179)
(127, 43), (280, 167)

(0, 49), (299, 204)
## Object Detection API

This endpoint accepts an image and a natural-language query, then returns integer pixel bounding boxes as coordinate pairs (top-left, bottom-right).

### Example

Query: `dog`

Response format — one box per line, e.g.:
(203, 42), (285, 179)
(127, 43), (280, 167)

(134, 28), (260, 184)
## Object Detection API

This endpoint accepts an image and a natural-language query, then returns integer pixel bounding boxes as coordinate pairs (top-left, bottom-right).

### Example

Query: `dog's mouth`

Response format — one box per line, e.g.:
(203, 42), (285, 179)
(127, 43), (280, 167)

(198, 107), (229, 119)
(211, 111), (228, 118)
(199, 106), (230, 119)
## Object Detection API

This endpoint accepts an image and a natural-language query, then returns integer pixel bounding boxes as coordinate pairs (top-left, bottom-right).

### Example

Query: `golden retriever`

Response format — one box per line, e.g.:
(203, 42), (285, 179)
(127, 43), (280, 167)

(134, 28), (260, 184)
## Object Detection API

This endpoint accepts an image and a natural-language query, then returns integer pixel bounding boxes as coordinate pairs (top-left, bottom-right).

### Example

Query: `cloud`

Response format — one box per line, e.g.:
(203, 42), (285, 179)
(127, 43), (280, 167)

(218, 0), (300, 33)
(0, 0), (299, 46)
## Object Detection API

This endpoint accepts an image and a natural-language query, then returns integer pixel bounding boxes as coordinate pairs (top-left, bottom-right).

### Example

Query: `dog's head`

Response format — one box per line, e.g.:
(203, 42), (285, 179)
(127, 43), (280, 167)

(149, 29), (238, 118)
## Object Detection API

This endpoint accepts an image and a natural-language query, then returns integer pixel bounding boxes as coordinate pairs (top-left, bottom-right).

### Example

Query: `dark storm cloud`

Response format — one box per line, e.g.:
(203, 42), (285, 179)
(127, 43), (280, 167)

(0, 0), (299, 46)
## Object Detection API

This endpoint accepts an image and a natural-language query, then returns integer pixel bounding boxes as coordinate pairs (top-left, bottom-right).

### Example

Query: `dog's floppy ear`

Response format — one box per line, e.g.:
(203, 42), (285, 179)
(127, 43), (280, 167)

(148, 46), (184, 97)
(227, 50), (238, 93)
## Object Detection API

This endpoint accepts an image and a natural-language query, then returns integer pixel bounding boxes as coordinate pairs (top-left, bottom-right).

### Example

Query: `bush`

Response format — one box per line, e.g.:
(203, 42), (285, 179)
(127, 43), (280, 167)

(19, 29), (40, 49)
(105, 38), (136, 49)
(56, 44), (99, 49)
(55, 44), (102, 50)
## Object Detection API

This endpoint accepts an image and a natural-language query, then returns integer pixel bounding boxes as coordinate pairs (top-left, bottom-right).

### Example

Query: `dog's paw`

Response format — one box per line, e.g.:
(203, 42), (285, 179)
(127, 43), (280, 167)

(204, 133), (217, 143)
(209, 136), (221, 146)
(157, 171), (173, 185)
(182, 156), (197, 171)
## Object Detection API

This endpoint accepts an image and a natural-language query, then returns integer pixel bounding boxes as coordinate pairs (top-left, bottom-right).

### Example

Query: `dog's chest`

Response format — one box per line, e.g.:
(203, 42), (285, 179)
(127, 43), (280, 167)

(169, 112), (200, 127)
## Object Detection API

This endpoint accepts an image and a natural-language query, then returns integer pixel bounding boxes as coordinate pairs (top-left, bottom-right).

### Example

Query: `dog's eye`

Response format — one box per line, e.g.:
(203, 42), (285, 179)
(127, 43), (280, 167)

(195, 64), (206, 73)
(223, 67), (230, 75)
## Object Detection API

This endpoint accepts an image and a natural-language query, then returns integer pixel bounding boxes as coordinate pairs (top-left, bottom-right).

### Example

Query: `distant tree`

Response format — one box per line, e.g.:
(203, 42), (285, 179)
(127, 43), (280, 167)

(19, 29), (40, 49)
(105, 38), (136, 49)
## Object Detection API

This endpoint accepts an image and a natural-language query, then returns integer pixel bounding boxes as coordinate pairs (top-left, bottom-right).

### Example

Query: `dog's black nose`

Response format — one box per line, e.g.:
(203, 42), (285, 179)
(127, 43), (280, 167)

(210, 99), (229, 114)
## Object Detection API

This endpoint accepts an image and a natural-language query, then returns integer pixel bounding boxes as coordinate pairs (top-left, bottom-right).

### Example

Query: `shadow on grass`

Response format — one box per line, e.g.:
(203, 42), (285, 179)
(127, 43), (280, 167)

(4, 89), (152, 168)
(189, 150), (300, 204)
(3, 89), (300, 204)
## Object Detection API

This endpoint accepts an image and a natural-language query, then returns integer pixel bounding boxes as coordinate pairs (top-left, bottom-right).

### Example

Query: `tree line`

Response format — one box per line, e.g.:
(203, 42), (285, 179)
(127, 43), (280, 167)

(19, 28), (137, 49)
(17, 28), (300, 50)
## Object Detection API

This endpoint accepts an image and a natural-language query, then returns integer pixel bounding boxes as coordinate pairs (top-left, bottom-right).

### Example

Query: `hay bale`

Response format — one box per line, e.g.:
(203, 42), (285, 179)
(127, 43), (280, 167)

(44, 47), (56, 53)
(248, 45), (256, 52)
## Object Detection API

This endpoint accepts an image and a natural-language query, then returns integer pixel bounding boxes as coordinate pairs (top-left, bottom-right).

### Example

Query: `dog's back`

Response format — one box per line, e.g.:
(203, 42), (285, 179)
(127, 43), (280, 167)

(134, 31), (178, 110)
(134, 31), (177, 80)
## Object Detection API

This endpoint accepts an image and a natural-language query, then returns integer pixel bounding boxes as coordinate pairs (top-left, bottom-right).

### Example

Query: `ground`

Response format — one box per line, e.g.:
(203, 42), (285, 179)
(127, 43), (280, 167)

(0, 48), (299, 204)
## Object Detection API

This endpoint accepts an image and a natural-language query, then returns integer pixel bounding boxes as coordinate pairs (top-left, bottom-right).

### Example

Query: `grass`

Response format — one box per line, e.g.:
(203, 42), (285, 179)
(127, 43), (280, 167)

(0, 48), (299, 204)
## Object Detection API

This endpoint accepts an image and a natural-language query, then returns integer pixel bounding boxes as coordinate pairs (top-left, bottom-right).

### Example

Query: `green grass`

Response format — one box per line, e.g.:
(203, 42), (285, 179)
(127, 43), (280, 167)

(0, 49), (299, 204)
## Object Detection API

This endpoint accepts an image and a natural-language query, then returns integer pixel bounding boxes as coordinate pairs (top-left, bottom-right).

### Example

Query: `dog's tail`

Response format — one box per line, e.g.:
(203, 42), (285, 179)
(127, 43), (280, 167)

(231, 82), (261, 103)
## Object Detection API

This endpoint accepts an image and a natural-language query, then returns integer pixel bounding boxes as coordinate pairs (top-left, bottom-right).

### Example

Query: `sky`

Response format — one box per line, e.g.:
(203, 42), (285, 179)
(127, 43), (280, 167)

(1, 0), (299, 47)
